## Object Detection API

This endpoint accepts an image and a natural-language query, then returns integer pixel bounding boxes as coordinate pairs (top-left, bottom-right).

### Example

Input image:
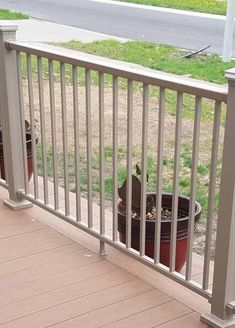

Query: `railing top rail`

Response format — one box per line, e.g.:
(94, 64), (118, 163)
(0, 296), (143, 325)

(7, 40), (228, 102)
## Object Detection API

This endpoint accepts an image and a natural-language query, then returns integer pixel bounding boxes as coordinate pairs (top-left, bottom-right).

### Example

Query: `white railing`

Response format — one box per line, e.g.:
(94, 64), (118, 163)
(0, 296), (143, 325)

(0, 26), (235, 328)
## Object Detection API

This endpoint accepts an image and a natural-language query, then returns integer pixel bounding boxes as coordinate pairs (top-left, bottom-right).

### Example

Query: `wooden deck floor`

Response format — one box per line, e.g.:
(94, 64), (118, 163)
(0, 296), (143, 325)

(0, 189), (209, 328)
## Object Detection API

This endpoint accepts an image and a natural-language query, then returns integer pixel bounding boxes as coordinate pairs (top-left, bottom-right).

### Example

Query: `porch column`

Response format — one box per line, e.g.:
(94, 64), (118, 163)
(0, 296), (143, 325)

(223, 0), (235, 62)
(0, 25), (31, 209)
(201, 68), (235, 327)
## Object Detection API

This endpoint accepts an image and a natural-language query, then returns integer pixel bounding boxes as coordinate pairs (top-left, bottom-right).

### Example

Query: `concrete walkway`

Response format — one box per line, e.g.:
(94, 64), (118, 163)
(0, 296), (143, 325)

(0, 18), (128, 43)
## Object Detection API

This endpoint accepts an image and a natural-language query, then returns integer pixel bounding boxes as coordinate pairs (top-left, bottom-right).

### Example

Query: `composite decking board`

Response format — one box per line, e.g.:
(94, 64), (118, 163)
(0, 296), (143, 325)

(0, 250), (101, 293)
(0, 227), (68, 251)
(0, 260), (116, 307)
(0, 233), (74, 264)
(0, 243), (87, 276)
(0, 188), (208, 328)
(0, 222), (47, 239)
(0, 211), (47, 238)
(45, 290), (172, 328)
(0, 269), (136, 325)
(0, 213), (46, 227)
(0, 279), (153, 328)
(154, 312), (209, 327)
(97, 300), (192, 328)
(0, 210), (40, 222)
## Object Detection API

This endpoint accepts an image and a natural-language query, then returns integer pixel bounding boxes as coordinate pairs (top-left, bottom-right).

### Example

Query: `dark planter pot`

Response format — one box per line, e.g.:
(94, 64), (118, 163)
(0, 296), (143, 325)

(0, 132), (34, 181)
(118, 192), (201, 272)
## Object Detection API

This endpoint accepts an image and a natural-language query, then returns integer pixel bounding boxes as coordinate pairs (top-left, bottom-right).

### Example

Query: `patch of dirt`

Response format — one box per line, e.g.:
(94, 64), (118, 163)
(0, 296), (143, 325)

(24, 82), (217, 154)
(193, 221), (217, 258)
(23, 81), (222, 259)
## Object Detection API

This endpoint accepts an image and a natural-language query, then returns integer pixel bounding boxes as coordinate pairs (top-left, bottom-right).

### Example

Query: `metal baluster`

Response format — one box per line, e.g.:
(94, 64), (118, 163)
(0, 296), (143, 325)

(17, 52), (29, 193)
(48, 59), (59, 210)
(203, 101), (222, 290)
(37, 56), (49, 204)
(154, 87), (165, 264)
(99, 72), (105, 234)
(186, 96), (202, 280)
(60, 62), (70, 216)
(73, 65), (81, 222)
(169, 92), (183, 272)
(85, 68), (93, 228)
(140, 83), (149, 256)
(27, 54), (38, 199)
(126, 80), (133, 249)
(112, 76), (118, 241)
(99, 72), (107, 255)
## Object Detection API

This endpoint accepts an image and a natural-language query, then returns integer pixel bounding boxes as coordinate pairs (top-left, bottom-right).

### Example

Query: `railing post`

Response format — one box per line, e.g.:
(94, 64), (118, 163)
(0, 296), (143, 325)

(0, 25), (31, 209)
(201, 68), (235, 327)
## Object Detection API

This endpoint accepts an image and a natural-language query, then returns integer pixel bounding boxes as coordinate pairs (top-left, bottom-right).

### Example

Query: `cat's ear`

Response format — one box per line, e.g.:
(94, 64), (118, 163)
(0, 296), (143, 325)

(136, 164), (141, 175)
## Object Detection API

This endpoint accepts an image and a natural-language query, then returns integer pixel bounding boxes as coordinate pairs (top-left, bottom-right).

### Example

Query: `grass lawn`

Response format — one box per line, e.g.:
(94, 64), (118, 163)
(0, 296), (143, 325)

(0, 8), (28, 19)
(56, 39), (234, 85)
(117, 0), (227, 15)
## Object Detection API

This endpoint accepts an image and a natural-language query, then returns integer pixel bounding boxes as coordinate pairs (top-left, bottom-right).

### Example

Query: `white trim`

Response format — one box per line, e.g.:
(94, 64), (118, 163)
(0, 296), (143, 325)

(223, 0), (235, 62)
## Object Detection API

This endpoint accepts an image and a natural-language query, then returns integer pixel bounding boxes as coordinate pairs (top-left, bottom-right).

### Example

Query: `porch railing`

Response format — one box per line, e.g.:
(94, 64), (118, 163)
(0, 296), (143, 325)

(0, 25), (235, 328)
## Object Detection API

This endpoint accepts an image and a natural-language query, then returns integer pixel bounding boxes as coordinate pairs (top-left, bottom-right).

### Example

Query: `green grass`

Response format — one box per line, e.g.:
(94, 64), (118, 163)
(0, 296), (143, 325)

(118, 0), (227, 15)
(36, 143), (221, 221)
(51, 39), (230, 124)
(0, 8), (28, 19)
(26, 39), (233, 87)
(56, 39), (234, 84)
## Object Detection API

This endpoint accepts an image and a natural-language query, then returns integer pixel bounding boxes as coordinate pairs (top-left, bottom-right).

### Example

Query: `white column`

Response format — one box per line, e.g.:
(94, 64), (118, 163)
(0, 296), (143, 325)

(0, 25), (31, 209)
(223, 0), (235, 62)
(201, 68), (235, 327)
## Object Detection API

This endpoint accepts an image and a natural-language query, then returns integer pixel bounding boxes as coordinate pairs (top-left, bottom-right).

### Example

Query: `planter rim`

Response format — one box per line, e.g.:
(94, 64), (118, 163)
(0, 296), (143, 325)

(0, 132), (37, 160)
(118, 192), (201, 242)
(118, 192), (201, 224)
(0, 131), (32, 143)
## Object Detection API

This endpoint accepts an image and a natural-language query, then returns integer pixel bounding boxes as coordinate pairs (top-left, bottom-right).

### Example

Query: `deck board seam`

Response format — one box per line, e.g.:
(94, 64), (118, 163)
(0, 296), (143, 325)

(0, 255), (103, 295)
(0, 227), (70, 245)
(98, 299), (175, 328)
(152, 310), (195, 327)
(0, 278), (142, 326)
(0, 226), (48, 240)
(0, 257), (105, 297)
(0, 266), (120, 307)
(0, 241), (75, 265)
(43, 287), (157, 328)
(0, 244), (88, 277)
(0, 237), (73, 255)
(153, 310), (209, 328)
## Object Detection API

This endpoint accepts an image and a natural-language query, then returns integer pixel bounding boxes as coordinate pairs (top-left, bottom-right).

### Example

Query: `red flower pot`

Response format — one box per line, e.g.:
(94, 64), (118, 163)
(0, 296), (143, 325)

(0, 133), (34, 181)
(118, 193), (201, 272)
